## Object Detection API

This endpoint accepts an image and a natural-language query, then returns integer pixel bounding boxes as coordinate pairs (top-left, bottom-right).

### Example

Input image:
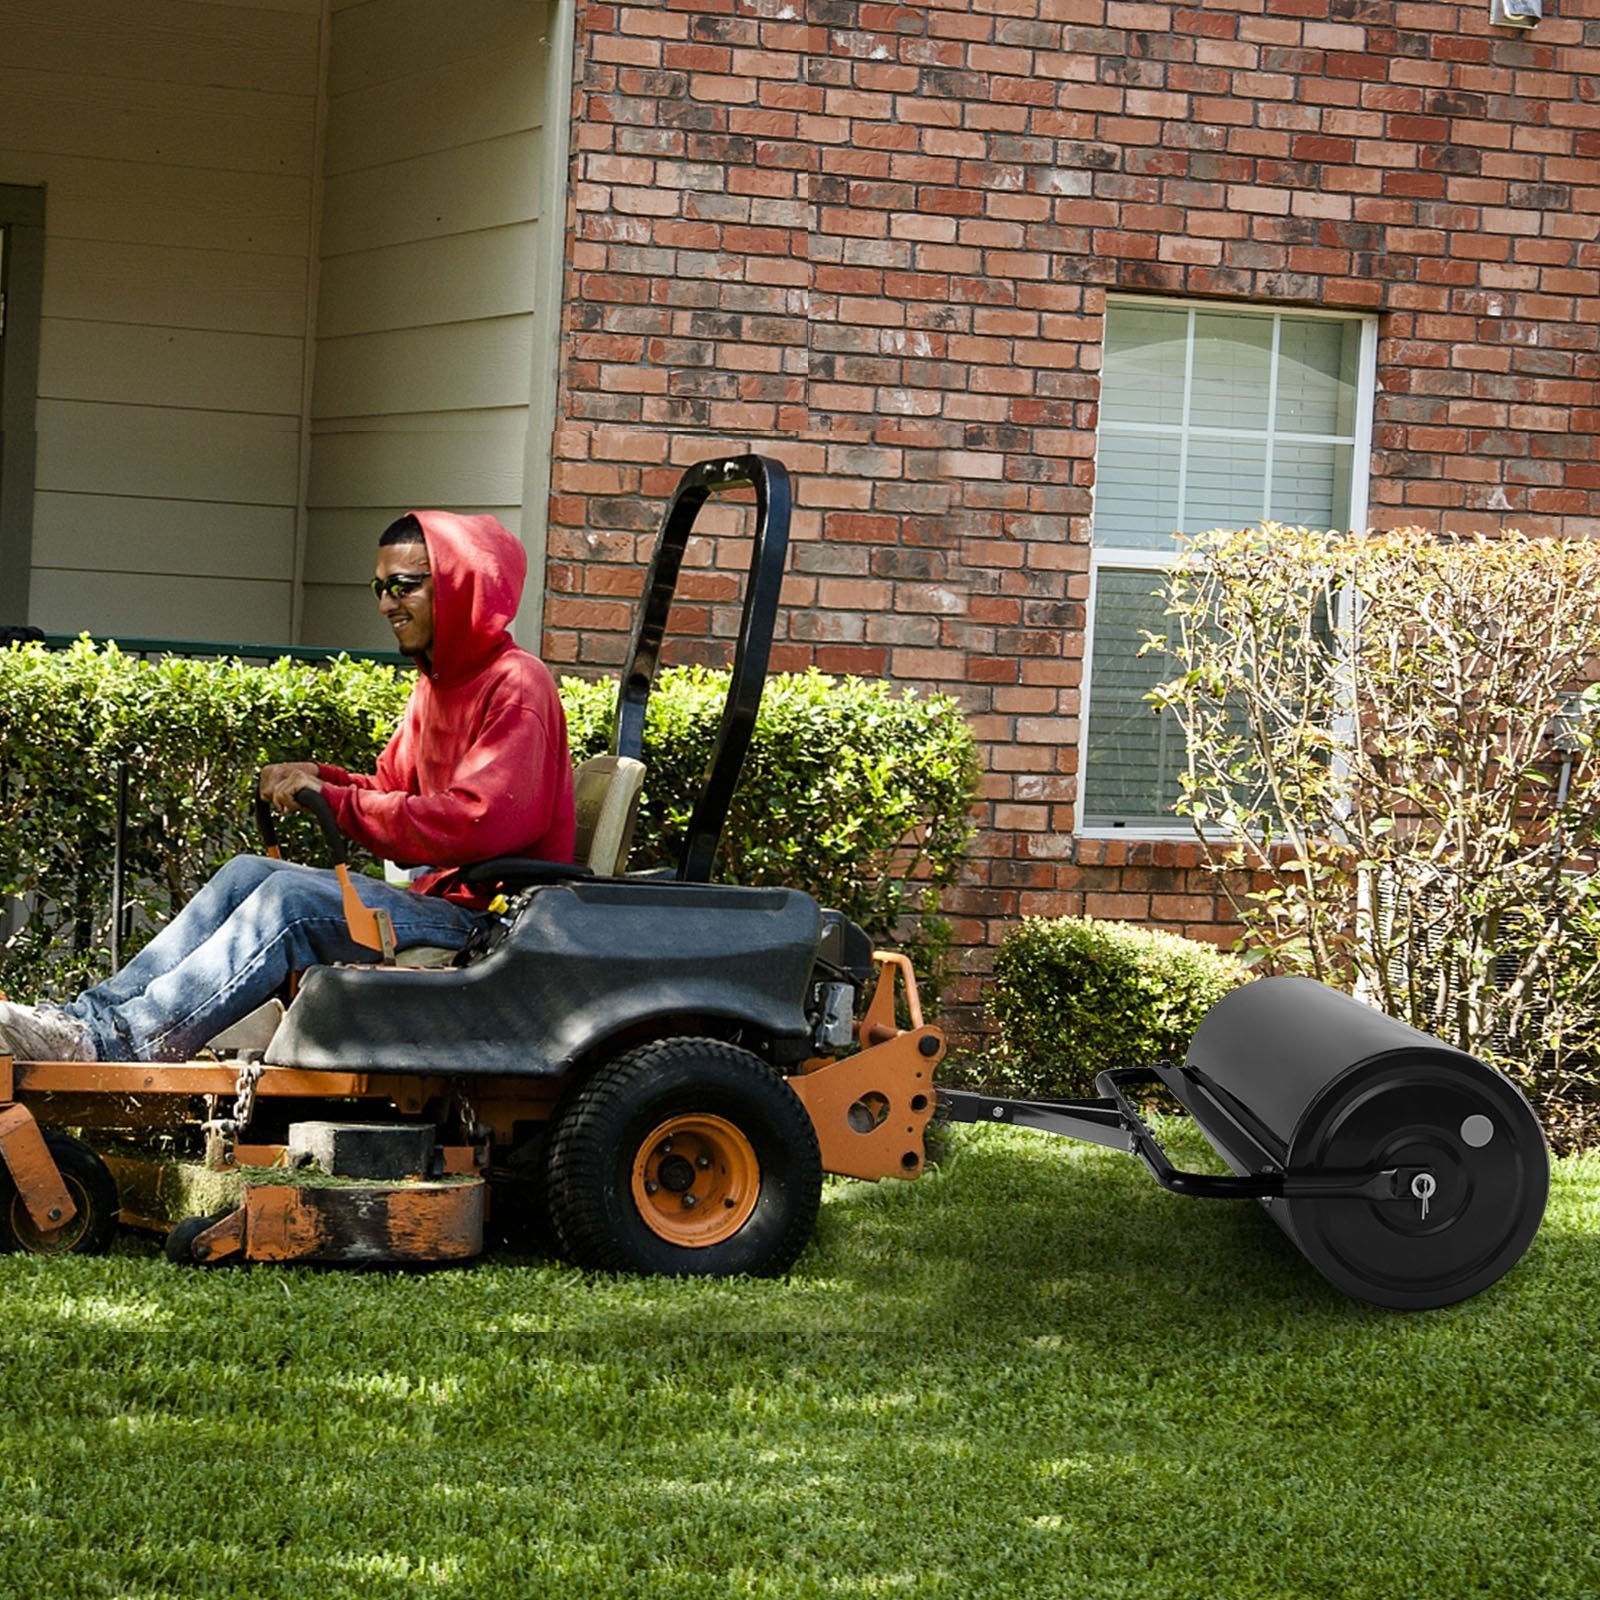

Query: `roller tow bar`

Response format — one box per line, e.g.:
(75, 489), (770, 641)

(937, 1081), (1425, 1202)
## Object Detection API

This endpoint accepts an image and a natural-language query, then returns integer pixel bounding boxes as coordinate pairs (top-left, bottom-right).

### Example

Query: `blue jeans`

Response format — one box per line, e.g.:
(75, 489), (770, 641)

(63, 855), (483, 1062)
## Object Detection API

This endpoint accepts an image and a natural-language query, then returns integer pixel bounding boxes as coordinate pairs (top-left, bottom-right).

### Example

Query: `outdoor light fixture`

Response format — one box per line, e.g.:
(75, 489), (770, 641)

(1490, 0), (1542, 26)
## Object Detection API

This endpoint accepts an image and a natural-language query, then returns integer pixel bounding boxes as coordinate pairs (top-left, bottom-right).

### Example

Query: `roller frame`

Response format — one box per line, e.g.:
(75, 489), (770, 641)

(939, 1064), (1435, 1206)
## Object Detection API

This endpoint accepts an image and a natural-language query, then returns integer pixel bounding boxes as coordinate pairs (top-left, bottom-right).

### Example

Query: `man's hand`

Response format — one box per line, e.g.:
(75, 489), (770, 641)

(259, 762), (322, 813)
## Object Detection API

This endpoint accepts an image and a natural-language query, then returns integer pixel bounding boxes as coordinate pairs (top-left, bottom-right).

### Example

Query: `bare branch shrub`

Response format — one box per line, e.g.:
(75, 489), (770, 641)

(1150, 526), (1600, 1148)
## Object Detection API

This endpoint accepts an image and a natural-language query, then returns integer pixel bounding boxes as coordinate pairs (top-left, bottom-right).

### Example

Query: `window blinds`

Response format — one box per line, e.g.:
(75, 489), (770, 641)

(1083, 302), (1363, 829)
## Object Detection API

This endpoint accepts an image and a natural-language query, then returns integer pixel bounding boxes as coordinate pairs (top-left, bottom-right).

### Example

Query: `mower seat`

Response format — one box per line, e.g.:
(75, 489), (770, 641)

(307, 757), (647, 985)
(463, 753), (646, 892)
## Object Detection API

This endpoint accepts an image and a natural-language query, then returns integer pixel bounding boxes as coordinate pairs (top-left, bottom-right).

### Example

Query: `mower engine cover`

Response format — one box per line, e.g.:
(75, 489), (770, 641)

(266, 878), (825, 1074)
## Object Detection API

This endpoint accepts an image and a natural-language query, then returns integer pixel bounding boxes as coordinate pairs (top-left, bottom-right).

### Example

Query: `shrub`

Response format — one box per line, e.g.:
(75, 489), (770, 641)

(0, 642), (411, 997)
(1149, 524), (1600, 1147)
(982, 916), (1248, 1100)
(1528, 879), (1600, 1154)
(0, 645), (977, 1001)
(564, 665), (980, 982)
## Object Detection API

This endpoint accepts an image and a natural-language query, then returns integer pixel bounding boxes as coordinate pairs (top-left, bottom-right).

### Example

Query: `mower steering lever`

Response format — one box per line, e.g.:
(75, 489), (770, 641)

(253, 781), (393, 960)
(254, 784), (346, 866)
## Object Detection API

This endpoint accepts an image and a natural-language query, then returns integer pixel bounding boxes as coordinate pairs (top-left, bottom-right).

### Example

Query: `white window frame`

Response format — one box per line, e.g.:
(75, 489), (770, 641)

(1078, 296), (1378, 838)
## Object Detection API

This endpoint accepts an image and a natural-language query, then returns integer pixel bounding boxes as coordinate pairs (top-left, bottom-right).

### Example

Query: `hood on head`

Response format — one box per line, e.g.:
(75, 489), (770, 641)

(406, 511), (527, 682)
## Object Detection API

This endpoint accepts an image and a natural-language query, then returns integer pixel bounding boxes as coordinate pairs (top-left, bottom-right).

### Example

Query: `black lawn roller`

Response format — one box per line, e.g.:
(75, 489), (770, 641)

(943, 976), (1550, 1310)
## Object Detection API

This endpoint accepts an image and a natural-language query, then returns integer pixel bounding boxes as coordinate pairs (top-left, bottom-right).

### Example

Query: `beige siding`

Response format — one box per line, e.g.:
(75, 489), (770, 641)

(312, 318), (536, 418)
(35, 402), (302, 506)
(0, 0), (321, 642)
(45, 323), (305, 415)
(303, 0), (549, 650)
(305, 416), (533, 525)
(317, 227), (541, 340)
(1, 0), (555, 649)
(33, 495), (292, 580)
(0, 2), (317, 94)
(43, 238), (312, 339)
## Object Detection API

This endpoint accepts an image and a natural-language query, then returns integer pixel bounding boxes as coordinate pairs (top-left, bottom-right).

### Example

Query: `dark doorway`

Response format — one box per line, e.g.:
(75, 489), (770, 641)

(0, 185), (44, 625)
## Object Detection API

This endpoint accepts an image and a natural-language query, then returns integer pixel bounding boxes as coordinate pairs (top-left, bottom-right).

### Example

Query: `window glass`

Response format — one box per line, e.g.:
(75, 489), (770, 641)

(1090, 433), (1181, 551)
(1082, 571), (1178, 828)
(1189, 311), (1272, 432)
(1271, 440), (1353, 532)
(1183, 436), (1269, 535)
(1101, 307), (1188, 427)
(1275, 319), (1360, 436)
(1084, 300), (1369, 830)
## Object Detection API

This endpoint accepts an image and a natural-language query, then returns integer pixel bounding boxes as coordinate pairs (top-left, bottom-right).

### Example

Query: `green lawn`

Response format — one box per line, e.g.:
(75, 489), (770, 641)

(3, 1124), (1597, 1599)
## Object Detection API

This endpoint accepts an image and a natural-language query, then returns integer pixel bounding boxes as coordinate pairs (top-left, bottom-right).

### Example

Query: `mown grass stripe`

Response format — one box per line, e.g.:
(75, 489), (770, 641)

(2, 1125), (1596, 1599)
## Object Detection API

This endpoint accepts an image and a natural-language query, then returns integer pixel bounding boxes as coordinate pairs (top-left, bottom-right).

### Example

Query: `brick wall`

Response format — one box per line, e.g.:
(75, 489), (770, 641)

(550, 0), (1600, 1039)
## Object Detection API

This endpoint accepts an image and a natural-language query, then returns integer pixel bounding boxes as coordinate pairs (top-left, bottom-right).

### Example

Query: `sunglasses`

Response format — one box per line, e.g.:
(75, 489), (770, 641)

(370, 572), (430, 601)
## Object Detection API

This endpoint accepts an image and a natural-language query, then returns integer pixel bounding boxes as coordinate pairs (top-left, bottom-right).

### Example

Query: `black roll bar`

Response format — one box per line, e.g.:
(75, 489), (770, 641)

(614, 454), (792, 884)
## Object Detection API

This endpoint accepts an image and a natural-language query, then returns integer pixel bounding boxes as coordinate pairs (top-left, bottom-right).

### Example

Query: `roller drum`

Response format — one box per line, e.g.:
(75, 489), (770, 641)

(1183, 977), (1548, 1310)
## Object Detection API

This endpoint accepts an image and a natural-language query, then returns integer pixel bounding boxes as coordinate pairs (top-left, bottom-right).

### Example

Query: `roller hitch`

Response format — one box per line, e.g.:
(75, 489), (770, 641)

(938, 1088), (1133, 1153)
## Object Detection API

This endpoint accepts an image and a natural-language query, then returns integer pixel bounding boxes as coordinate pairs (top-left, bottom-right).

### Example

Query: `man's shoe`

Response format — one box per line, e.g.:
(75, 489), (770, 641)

(0, 1001), (97, 1062)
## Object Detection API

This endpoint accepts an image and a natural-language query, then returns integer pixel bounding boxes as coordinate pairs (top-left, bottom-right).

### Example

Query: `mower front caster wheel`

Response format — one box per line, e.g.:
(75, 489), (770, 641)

(164, 1213), (231, 1266)
(547, 1037), (822, 1278)
(0, 1131), (120, 1256)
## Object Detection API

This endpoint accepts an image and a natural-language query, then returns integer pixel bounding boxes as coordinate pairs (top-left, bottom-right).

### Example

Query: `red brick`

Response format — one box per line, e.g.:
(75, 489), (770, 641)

(548, 0), (1599, 1044)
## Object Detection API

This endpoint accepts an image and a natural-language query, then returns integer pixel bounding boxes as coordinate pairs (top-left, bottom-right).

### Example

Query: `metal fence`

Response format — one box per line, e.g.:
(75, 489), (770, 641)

(39, 633), (405, 667)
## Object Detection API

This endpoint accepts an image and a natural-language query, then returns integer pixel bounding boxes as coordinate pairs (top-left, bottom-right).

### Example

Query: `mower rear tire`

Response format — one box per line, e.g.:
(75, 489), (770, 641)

(0, 1131), (120, 1256)
(547, 1037), (822, 1278)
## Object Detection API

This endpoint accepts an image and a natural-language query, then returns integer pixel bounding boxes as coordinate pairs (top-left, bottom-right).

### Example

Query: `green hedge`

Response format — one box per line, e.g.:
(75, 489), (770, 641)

(980, 916), (1249, 1099)
(562, 665), (977, 970)
(0, 644), (978, 1001)
(0, 641), (412, 997)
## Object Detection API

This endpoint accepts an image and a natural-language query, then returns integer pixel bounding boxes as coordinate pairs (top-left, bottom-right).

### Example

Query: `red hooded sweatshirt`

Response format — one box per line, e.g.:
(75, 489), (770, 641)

(315, 511), (576, 908)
